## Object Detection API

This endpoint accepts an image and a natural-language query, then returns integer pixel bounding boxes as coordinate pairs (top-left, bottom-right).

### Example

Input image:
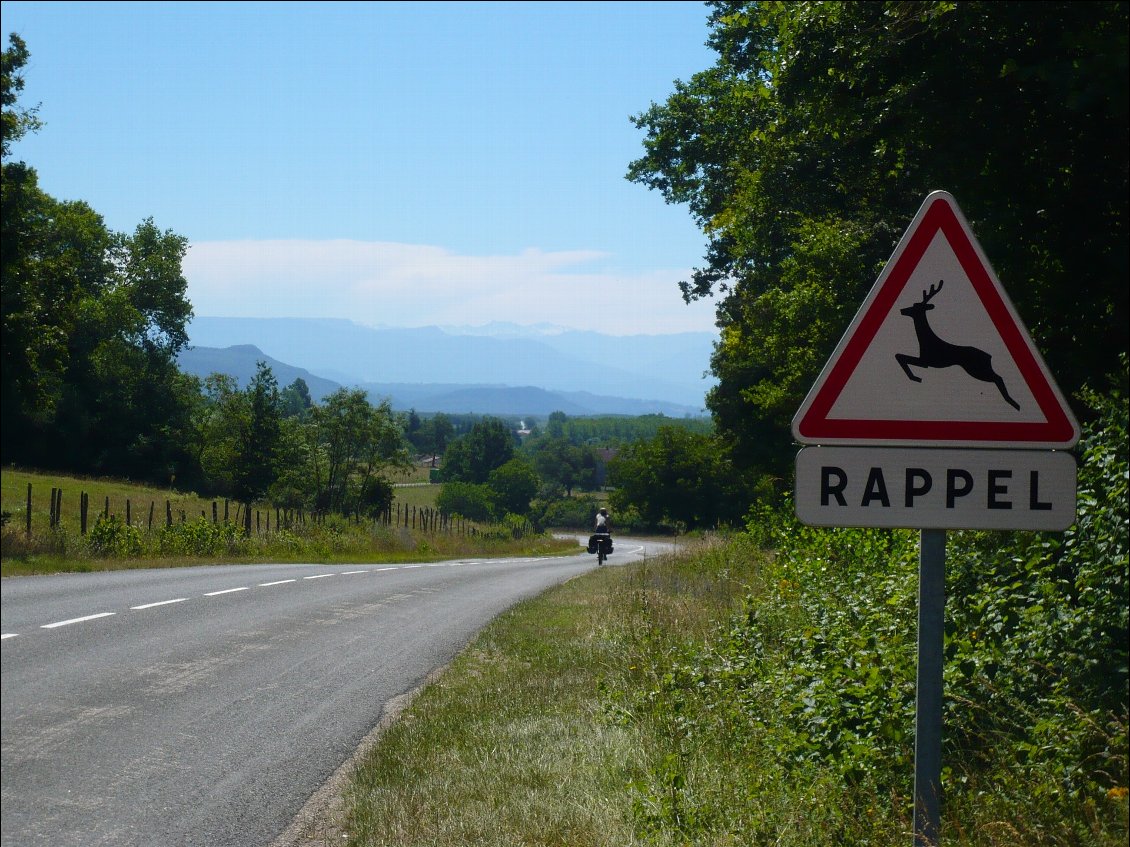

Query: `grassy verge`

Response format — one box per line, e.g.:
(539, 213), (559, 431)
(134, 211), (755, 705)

(341, 538), (747, 847)
(340, 530), (1127, 847)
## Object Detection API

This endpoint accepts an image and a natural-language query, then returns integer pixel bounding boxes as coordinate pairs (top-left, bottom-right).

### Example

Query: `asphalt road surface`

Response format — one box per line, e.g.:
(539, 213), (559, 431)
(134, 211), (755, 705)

(1, 537), (670, 847)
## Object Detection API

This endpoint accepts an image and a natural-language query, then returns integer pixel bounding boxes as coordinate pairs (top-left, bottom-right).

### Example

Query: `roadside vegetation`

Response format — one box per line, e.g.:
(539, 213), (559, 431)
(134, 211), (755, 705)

(0, 468), (576, 577)
(342, 384), (1127, 846)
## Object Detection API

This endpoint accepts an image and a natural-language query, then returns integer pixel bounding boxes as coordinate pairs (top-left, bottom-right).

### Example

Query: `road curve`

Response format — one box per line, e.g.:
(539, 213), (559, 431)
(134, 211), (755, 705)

(1, 537), (668, 847)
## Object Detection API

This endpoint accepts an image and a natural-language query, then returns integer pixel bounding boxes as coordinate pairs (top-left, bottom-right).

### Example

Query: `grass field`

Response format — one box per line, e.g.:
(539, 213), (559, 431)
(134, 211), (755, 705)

(1, 467), (440, 536)
(0, 468), (567, 576)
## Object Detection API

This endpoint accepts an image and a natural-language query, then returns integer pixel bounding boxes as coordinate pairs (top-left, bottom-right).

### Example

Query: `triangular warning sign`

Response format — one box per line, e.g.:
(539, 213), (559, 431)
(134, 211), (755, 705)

(792, 191), (1079, 448)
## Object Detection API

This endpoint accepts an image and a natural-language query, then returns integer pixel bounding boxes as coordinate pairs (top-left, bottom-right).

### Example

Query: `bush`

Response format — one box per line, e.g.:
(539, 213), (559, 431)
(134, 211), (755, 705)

(87, 515), (143, 558)
(157, 518), (242, 557)
(530, 494), (599, 531)
(436, 481), (497, 523)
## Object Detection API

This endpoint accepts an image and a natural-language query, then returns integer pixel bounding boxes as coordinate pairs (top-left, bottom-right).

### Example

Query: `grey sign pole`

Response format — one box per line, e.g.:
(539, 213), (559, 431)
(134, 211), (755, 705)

(914, 528), (946, 846)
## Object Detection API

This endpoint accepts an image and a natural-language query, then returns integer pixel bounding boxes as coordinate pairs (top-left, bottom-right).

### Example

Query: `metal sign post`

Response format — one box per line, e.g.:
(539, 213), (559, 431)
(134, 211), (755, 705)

(789, 192), (1081, 846)
(913, 528), (946, 847)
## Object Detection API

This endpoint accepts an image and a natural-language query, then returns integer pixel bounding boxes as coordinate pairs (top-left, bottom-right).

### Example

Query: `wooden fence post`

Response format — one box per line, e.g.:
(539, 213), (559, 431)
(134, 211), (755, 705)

(148, 501), (154, 531)
(49, 487), (57, 528)
(213, 501), (218, 524)
(126, 499), (131, 527)
(81, 492), (89, 535)
(166, 500), (172, 527)
(26, 483), (32, 538)
(104, 497), (110, 519)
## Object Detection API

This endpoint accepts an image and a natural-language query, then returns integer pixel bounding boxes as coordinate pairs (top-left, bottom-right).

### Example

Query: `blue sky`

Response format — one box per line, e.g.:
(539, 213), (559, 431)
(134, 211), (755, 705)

(2, 1), (722, 336)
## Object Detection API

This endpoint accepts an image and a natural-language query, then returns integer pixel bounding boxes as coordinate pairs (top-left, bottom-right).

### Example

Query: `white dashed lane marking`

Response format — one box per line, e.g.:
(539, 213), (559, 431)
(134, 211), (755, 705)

(41, 612), (116, 629)
(4, 556), (563, 639)
(131, 598), (188, 610)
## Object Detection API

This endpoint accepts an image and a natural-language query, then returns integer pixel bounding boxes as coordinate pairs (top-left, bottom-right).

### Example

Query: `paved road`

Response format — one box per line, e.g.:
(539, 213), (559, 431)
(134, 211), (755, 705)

(1, 538), (669, 847)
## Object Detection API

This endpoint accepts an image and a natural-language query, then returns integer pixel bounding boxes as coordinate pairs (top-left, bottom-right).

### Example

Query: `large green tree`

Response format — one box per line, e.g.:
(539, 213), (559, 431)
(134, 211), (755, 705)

(440, 417), (517, 484)
(607, 426), (739, 530)
(2, 34), (197, 481)
(487, 457), (540, 516)
(303, 388), (408, 516)
(231, 362), (282, 508)
(628, 1), (1128, 485)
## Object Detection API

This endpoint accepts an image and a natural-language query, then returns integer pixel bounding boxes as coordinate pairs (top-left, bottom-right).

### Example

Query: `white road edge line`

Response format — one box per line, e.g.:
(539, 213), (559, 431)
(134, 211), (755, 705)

(41, 612), (116, 629)
(259, 579), (297, 586)
(303, 574), (334, 580)
(340, 570), (367, 575)
(2, 633), (18, 640)
(204, 587), (249, 596)
(131, 598), (188, 610)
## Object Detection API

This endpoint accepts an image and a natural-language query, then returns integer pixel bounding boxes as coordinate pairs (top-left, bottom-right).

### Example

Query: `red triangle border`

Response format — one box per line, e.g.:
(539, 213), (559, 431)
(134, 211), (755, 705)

(794, 194), (1078, 446)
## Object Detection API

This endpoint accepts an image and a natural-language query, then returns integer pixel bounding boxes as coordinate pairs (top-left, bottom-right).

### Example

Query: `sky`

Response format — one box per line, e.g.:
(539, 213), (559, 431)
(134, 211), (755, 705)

(2, 1), (722, 336)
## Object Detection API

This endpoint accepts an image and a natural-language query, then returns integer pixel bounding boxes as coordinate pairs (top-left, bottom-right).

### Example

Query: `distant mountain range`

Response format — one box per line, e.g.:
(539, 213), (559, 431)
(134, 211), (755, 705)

(178, 318), (717, 418)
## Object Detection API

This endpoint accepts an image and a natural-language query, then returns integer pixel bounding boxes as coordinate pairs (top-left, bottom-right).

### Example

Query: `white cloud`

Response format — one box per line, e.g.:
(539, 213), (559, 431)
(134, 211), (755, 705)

(182, 239), (718, 336)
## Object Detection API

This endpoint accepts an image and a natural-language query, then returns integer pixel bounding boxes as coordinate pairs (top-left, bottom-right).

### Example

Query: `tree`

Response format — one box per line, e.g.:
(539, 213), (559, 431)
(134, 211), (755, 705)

(2, 35), (198, 482)
(1, 33), (42, 158)
(406, 411), (454, 467)
(304, 388), (409, 515)
(280, 377), (313, 419)
(436, 481), (497, 523)
(231, 362), (281, 510)
(530, 437), (598, 497)
(421, 413), (454, 467)
(546, 410), (567, 438)
(488, 458), (540, 516)
(196, 373), (246, 495)
(628, 1), (1129, 488)
(607, 427), (740, 530)
(440, 417), (516, 484)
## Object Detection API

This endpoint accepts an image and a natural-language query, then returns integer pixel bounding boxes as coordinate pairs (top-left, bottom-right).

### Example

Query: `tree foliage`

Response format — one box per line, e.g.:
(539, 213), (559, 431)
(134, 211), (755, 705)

(487, 457), (540, 516)
(608, 426), (741, 530)
(2, 35), (198, 482)
(231, 362), (281, 505)
(303, 388), (408, 516)
(1, 33), (41, 158)
(628, 1), (1128, 484)
(439, 417), (517, 484)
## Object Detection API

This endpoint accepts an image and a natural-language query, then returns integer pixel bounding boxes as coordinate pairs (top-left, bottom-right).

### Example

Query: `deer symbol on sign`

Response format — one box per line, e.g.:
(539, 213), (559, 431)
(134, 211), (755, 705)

(894, 280), (1020, 410)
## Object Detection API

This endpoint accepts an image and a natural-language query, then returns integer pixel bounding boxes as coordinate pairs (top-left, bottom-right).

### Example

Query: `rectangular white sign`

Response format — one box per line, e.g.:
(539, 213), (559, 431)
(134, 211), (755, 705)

(795, 447), (1076, 530)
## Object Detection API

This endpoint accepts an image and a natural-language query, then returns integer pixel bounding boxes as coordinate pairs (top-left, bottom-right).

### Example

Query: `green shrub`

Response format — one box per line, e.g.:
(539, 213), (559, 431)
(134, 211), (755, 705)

(87, 515), (143, 558)
(157, 518), (242, 557)
(436, 481), (497, 523)
(531, 494), (599, 530)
